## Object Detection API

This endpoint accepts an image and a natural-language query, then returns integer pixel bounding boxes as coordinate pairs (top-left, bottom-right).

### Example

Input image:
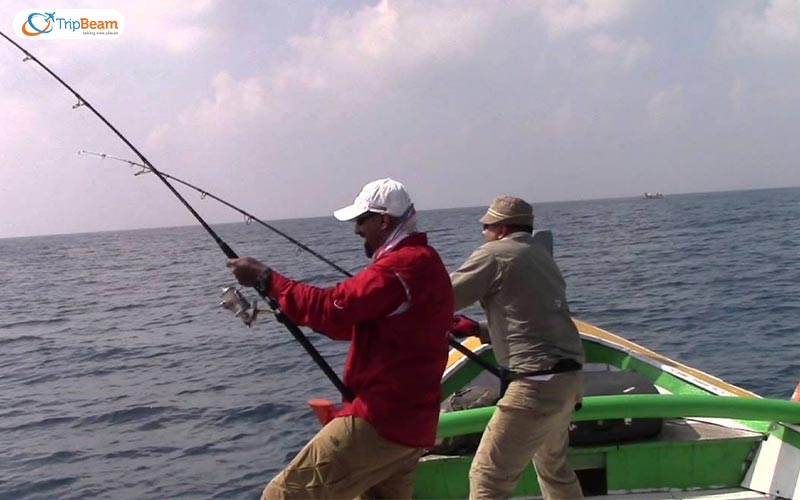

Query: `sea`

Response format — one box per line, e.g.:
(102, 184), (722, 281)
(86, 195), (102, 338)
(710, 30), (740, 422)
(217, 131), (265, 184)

(1, 187), (798, 499)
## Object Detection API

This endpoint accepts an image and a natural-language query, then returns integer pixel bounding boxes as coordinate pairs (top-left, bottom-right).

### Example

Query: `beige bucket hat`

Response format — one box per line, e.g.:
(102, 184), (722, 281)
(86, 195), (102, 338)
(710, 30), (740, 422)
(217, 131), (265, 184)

(479, 196), (534, 226)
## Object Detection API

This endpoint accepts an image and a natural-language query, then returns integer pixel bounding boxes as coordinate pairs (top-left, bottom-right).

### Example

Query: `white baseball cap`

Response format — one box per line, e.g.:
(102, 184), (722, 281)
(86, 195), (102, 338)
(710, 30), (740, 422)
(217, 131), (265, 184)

(333, 178), (413, 221)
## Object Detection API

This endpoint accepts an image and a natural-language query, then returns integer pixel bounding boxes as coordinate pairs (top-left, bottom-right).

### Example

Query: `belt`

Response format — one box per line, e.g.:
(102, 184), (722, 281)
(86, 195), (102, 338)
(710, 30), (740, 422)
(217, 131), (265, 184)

(499, 358), (583, 399)
(500, 358), (582, 381)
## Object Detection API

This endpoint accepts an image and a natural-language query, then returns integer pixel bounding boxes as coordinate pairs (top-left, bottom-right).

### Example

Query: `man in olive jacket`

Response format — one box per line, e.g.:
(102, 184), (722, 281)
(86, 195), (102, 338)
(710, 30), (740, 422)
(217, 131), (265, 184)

(449, 195), (585, 500)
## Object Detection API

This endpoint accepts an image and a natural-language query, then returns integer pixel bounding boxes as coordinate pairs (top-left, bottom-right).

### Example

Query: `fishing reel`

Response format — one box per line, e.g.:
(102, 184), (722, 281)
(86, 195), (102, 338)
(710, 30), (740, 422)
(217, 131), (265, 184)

(220, 286), (265, 327)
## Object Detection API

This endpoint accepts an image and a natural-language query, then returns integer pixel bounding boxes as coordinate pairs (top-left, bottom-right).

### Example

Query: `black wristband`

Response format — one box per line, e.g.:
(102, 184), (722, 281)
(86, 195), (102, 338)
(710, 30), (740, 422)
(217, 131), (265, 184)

(254, 267), (273, 296)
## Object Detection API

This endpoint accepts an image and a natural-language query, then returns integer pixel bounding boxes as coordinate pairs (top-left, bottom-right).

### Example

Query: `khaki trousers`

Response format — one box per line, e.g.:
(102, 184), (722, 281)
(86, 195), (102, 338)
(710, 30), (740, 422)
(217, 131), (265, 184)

(262, 415), (423, 500)
(469, 372), (584, 500)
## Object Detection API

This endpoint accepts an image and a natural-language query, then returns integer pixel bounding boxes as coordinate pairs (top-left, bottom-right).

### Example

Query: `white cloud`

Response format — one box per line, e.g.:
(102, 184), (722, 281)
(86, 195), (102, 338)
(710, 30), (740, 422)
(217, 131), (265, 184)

(728, 78), (749, 113)
(539, 0), (636, 36)
(119, 0), (217, 53)
(547, 103), (588, 135)
(646, 84), (688, 127)
(6, 0), (798, 238)
(719, 0), (800, 55)
(728, 77), (800, 114)
(144, 123), (171, 151)
(164, 0), (641, 143)
(0, 95), (36, 146)
(146, 72), (271, 151)
(589, 33), (649, 67)
(160, 0), (497, 140)
(283, 0), (493, 90)
(190, 72), (269, 127)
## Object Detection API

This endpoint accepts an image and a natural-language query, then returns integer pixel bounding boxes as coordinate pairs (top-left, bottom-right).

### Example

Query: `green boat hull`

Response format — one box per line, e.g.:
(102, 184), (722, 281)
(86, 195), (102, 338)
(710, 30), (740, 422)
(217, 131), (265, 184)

(413, 321), (800, 499)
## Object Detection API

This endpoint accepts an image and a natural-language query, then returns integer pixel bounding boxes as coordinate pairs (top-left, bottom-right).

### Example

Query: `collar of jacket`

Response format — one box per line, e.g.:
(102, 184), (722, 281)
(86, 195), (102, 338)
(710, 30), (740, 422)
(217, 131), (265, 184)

(373, 232), (428, 261)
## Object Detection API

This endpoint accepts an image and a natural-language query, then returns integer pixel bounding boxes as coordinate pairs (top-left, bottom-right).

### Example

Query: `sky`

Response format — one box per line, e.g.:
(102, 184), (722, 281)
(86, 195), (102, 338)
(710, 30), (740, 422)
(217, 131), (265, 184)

(1, 0), (798, 238)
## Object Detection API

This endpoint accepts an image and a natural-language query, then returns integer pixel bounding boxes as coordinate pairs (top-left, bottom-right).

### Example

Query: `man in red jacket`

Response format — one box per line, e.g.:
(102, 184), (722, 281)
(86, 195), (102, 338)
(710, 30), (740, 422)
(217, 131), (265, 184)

(228, 178), (454, 500)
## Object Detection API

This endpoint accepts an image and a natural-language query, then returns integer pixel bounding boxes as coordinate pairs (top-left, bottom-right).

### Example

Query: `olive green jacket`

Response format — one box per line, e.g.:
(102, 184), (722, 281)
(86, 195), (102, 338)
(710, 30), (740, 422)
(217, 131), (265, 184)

(450, 232), (584, 373)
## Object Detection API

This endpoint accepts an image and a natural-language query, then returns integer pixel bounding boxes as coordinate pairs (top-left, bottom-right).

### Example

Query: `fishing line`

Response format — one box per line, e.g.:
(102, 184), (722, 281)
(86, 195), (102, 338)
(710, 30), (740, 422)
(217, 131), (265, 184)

(78, 150), (502, 378)
(78, 150), (354, 277)
(1, 30), (354, 402)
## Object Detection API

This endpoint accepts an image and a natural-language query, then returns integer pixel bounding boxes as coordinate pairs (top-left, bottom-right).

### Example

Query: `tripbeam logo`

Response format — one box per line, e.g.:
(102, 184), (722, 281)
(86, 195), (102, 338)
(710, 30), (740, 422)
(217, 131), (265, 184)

(14, 9), (124, 39)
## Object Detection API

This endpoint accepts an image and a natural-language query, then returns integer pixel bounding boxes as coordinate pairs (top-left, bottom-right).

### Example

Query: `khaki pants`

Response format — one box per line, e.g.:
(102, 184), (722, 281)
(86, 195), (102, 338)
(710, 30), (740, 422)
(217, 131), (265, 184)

(262, 415), (424, 500)
(469, 372), (584, 500)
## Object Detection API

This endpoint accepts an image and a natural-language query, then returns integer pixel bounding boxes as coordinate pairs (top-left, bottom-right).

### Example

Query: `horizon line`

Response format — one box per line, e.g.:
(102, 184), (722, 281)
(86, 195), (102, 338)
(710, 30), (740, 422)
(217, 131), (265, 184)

(2, 185), (797, 241)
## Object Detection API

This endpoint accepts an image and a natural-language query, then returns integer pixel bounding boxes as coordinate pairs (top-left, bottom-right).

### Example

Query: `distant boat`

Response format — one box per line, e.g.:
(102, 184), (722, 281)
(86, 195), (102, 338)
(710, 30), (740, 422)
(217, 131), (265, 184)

(644, 192), (664, 199)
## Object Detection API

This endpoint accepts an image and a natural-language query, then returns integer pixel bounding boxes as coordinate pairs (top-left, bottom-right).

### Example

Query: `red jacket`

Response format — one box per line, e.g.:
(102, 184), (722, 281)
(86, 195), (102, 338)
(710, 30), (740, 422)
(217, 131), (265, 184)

(268, 233), (453, 448)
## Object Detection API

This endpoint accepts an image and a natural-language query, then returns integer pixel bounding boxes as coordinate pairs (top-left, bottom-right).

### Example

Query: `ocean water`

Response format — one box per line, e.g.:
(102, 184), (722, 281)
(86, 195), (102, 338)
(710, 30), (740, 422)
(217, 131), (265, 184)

(0, 187), (798, 499)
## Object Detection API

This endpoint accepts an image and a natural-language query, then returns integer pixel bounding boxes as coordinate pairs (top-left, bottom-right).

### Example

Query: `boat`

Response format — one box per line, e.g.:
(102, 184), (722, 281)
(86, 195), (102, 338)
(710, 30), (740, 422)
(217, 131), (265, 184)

(305, 230), (799, 499)
(307, 319), (800, 499)
(411, 321), (800, 499)
(644, 192), (664, 199)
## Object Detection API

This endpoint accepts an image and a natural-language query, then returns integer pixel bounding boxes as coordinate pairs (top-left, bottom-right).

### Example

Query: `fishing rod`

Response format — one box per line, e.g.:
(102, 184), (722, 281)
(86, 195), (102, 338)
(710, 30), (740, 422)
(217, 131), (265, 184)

(0, 30), (354, 402)
(79, 150), (502, 378)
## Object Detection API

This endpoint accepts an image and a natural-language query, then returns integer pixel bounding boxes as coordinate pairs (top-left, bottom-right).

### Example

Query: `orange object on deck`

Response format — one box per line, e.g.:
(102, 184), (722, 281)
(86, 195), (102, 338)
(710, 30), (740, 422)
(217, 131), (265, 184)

(308, 398), (336, 425)
(792, 382), (800, 403)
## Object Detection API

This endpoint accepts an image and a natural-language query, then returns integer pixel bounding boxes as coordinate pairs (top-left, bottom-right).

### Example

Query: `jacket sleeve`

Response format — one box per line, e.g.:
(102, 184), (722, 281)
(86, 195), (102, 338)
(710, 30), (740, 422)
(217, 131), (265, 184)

(450, 245), (501, 312)
(268, 263), (407, 341)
